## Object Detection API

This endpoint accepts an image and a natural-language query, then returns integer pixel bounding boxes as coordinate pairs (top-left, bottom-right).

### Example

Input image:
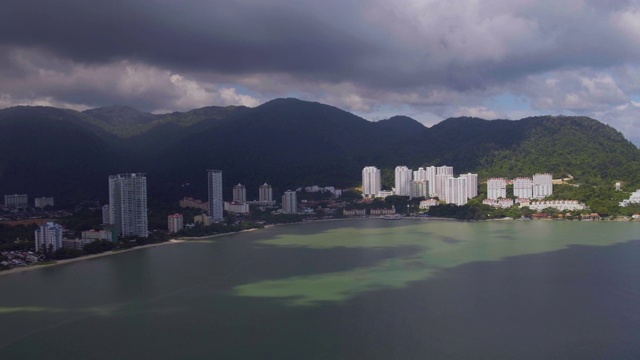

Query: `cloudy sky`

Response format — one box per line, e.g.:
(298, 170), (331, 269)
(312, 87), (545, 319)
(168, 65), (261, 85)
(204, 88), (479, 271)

(2, 0), (640, 143)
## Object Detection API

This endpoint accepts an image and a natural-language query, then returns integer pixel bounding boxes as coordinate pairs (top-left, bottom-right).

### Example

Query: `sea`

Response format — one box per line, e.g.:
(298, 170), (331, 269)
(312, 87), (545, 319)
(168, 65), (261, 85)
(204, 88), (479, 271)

(0, 219), (639, 359)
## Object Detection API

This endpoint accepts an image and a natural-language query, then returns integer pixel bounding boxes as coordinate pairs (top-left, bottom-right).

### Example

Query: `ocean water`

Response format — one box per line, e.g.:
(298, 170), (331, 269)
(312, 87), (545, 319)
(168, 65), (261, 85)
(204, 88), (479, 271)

(0, 219), (638, 359)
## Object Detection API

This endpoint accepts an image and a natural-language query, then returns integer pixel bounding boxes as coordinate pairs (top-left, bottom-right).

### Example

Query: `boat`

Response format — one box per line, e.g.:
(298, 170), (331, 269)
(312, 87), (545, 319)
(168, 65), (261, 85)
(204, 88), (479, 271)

(380, 214), (402, 220)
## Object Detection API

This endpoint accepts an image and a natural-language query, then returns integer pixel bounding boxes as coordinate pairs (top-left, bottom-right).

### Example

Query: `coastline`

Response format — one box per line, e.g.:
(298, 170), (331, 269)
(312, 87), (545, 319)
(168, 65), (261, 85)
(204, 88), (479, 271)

(0, 239), (185, 277)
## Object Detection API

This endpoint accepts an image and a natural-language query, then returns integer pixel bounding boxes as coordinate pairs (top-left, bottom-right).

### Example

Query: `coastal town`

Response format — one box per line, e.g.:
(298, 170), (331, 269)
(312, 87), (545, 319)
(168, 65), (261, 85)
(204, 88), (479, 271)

(2, 165), (640, 271)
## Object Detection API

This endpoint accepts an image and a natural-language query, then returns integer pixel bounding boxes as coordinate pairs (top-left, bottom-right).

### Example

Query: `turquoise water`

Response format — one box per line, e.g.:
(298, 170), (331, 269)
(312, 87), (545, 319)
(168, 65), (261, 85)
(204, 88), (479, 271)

(0, 219), (639, 359)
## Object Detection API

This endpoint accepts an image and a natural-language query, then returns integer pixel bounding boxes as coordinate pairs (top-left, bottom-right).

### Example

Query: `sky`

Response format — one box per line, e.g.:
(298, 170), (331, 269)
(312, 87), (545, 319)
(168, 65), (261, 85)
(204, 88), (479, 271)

(2, 0), (640, 143)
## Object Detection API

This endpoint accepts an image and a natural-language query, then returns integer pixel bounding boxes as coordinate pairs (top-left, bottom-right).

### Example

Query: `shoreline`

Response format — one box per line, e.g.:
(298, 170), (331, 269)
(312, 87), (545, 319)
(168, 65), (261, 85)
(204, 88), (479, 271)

(0, 239), (185, 277)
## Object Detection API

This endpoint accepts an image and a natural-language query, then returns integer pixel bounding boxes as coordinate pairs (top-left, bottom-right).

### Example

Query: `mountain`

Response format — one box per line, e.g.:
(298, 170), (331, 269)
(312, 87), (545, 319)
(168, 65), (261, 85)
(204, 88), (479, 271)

(0, 99), (638, 206)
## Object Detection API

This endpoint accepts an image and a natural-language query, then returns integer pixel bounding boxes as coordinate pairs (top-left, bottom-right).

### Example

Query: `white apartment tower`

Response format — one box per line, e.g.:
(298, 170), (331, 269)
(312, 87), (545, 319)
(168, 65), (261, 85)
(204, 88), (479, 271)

(282, 190), (297, 214)
(207, 170), (224, 222)
(444, 177), (468, 206)
(259, 183), (273, 202)
(533, 173), (553, 199)
(426, 166), (437, 196)
(362, 166), (381, 198)
(487, 178), (507, 200)
(394, 166), (413, 196)
(434, 174), (450, 199)
(460, 173), (478, 199)
(108, 173), (148, 238)
(233, 183), (247, 203)
(513, 177), (533, 199)
(34, 222), (63, 253)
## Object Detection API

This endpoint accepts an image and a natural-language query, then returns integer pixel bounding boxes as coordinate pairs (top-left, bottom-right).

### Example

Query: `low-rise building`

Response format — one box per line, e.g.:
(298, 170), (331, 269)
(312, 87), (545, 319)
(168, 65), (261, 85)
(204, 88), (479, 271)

(419, 199), (439, 209)
(343, 209), (366, 216)
(224, 202), (250, 214)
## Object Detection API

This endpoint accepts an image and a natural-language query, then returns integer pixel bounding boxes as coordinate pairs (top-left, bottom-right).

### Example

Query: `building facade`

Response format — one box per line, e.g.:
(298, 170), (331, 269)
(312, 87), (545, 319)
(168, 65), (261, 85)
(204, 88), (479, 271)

(460, 173), (478, 199)
(282, 190), (297, 214)
(394, 166), (413, 196)
(259, 183), (273, 203)
(513, 177), (533, 199)
(224, 202), (250, 214)
(207, 170), (224, 222)
(532, 173), (553, 199)
(487, 178), (507, 200)
(34, 197), (54, 208)
(232, 183), (246, 203)
(108, 173), (148, 238)
(35, 222), (63, 253)
(444, 177), (468, 206)
(168, 213), (184, 234)
(409, 180), (428, 199)
(362, 166), (381, 198)
(4, 194), (28, 208)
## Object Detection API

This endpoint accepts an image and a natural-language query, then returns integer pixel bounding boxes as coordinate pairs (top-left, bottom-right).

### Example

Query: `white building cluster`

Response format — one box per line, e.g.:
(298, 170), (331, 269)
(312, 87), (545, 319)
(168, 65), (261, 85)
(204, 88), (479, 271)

(619, 189), (640, 207)
(107, 173), (148, 238)
(487, 173), (554, 200)
(361, 165), (478, 206)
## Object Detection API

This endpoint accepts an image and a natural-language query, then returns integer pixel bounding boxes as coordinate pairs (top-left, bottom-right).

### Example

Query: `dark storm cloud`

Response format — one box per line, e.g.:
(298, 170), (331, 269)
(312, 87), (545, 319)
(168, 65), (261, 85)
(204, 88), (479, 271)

(2, 0), (640, 141)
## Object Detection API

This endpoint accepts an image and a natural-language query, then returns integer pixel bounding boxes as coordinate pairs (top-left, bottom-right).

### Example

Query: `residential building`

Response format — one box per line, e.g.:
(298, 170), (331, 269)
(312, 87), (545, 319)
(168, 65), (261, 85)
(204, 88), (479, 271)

(528, 200), (586, 211)
(179, 197), (209, 213)
(532, 173), (553, 199)
(487, 178), (507, 200)
(343, 209), (366, 216)
(394, 166), (413, 196)
(224, 202), (250, 214)
(362, 166), (381, 197)
(413, 167), (427, 182)
(483, 198), (515, 209)
(194, 214), (213, 226)
(258, 183), (274, 204)
(35, 222), (63, 253)
(34, 197), (54, 208)
(168, 213), (184, 233)
(233, 183), (246, 203)
(444, 177), (468, 206)
(4, 194), (28, 208)
(513, 177), (533, 199)
(81, 229), (113, 242)
(371, 208), (396, 215)
(426, 166), (437, 196)
(434, 174), (450, 199)
(207, 170), (224, 222)
(108, 173), (148, 238)
(460, 173), (478, 199)
(282, 190), (297, 214)
(409, 180), (428, 199)
(620, 189), (640, 207)
(436, 166), (454, 176)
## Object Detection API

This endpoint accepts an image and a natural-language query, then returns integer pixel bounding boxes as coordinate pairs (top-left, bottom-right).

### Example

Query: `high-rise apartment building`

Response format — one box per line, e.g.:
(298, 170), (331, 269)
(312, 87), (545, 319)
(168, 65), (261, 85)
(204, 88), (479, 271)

(513, 177), (533, 199)
(34, 222), (63, 253)
(533, 173), (553, 199)
(168, 213), (184, 234)
(362, 166), (381, 198)
(282, 190), (297, 214)
(444, 177), (468, 206)
(207, 170), (224, 222)
(394, 166), (413, 196)
(487, 178), (507, 200)
(460, 173), (478, 199)
(409, 180), (428, 199)
(108, 173), (148, 238)
(233, 183), (246, 203)
(259, 183), (273, 203)
(426, 166), (437, 196)
(434, 174), (450, 199)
